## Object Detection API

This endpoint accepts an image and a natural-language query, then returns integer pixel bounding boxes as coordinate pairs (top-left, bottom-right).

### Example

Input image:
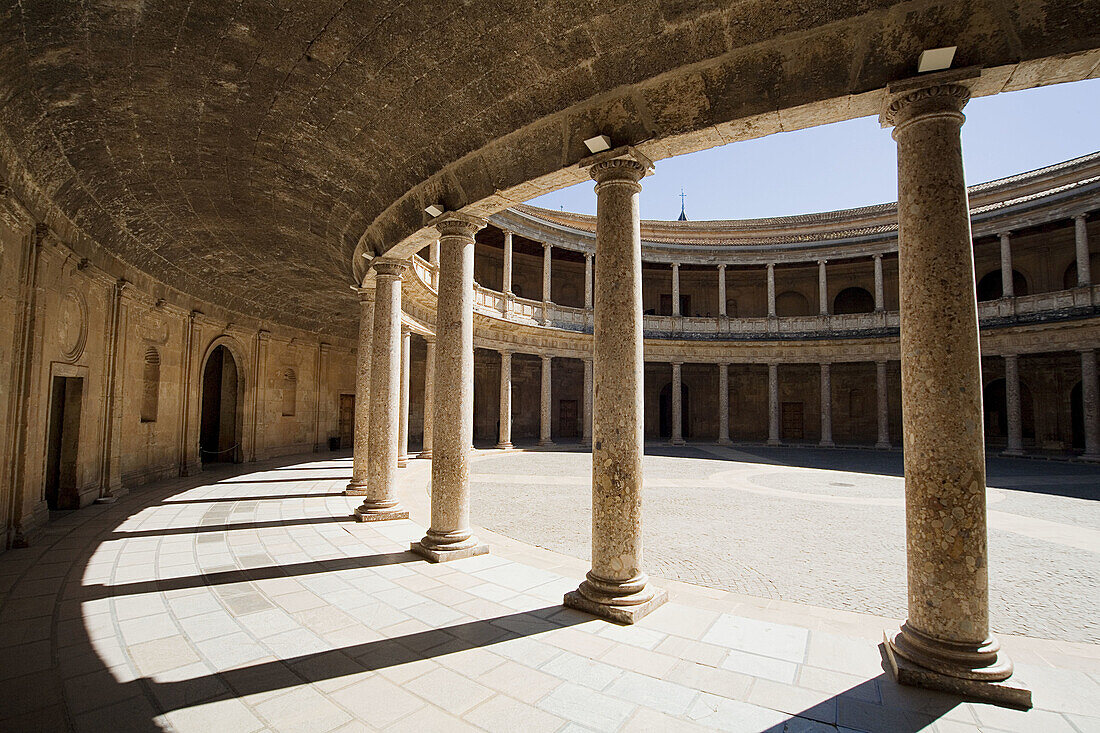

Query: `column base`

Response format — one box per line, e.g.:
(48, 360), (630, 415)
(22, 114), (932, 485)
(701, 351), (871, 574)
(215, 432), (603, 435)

(418, 450), (433, 459)
(766, 439), (781, 447)
(669, 438), (686, 446)
(885, 630), (1031, 709)
(397, 457), (408, 468)
(1079, 453), (1100, 463)
(875, 441), (891, 450)
(537, 440), (556, 447)
(353, 505), (409, 522)
(716, 438), (732, 446)
(819, 440), (835, 448)
(1000, 448), (1024, 457)
(345, 481), (370, 496)
(410, 540), (489, 563)
(564, 586), (668, 625)
(495, 442), (513, 450)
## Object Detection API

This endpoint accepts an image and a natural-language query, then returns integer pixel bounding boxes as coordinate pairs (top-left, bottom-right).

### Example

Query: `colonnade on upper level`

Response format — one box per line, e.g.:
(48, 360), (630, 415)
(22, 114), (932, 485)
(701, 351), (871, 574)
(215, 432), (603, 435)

(336, 73), (1100, 708)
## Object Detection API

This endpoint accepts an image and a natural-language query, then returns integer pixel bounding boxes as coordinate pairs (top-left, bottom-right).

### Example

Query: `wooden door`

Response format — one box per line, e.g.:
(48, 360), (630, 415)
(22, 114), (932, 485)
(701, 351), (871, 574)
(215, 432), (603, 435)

(781, 402), (804, 441)
(559, 400), (579, 438)
(338, 394), (355, 448)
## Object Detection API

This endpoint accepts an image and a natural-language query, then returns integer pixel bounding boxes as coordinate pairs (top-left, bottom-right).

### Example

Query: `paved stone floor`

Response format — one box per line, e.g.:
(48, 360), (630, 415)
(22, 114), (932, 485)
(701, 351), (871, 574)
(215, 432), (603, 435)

(470, 444), (1100, 643)
(1, 450), (1098, 732)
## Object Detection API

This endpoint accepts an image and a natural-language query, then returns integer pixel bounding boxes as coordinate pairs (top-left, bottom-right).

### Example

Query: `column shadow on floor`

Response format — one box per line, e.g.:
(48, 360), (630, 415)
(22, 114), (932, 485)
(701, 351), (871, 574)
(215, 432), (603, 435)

(108, 514), (357, 539)
(162, 492), (351, 504)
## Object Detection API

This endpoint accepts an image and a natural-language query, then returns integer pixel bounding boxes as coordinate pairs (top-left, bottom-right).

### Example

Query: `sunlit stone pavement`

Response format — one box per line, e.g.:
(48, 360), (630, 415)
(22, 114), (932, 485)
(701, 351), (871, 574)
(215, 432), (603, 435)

(1, 449), (1098, 732)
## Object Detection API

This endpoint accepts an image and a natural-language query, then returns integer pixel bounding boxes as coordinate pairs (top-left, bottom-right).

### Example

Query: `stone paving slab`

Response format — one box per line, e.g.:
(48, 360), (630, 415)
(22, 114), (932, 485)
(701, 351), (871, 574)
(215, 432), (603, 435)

(0, 450), (1096, 732)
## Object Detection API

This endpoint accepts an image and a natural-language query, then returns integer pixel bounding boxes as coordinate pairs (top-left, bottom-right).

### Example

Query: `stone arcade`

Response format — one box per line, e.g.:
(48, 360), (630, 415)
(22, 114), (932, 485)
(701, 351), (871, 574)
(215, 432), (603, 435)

(2, 2), (1100, 730)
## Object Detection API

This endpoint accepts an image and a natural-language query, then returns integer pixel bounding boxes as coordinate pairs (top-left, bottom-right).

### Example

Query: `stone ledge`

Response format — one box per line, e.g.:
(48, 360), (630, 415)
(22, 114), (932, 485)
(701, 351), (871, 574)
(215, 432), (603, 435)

(410, 541), (489, 563)
(884, 631), (1033, 710)
(563, 587), (668, 625)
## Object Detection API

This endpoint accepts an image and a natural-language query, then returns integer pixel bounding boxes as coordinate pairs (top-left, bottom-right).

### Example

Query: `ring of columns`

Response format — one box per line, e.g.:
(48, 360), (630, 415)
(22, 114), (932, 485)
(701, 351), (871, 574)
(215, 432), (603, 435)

(346, 79), (1099, 709)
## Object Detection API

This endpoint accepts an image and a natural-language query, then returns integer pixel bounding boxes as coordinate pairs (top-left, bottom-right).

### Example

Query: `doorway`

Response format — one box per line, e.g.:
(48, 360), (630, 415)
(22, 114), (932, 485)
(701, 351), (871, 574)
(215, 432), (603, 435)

(45, 376), (83, 510)
(200, 345), (240, 464)
(559, 399), (579, 439)
(338, 394), (355, 449)
(658, 382), (691, 439)
(781, 402), (804, 441)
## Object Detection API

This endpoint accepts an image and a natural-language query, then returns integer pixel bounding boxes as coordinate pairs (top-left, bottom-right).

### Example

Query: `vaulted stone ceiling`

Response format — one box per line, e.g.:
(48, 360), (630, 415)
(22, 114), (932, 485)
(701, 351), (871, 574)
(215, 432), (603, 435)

(1, 1), (1097, 334)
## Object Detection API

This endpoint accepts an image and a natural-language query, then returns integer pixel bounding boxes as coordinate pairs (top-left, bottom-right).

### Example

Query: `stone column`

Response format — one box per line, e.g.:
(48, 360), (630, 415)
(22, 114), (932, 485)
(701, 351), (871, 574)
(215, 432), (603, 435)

(881, 76), (1026, 706)
(766, 263), (776, 318)
(1075, 215), (1091, 287)
(717, 362), (731, 445)
(397, 327), (411, 468)
(767, 362), (780, 446)
(429, 239), (440, 290)
(502, 229), (514, 314)
(819, 363), (834, 447)
(413, 213), (488, 561)
(564, 151), (666, 624)
(670, 362), (685, 445)
(497, 350), (513, 449)
(718, 265), (727, 317)
(584, 253), (593, 309)
(353, 260), (409, 521)
(876, 360), (890, 449)
(346, 286), (374, 493)
(671, 263), (681, 316)
(539, 354), (554, 446)
(420, 336), (435, 459)
(1082, 349), (1100, 460)
(542, 241), (552, 304)
(1002, 354), (1023, 456)
(818, 259), (829, 315)
(998, 233), (1014, 298)
(582, 357), (593, 447)
(874, 254), (885, 312)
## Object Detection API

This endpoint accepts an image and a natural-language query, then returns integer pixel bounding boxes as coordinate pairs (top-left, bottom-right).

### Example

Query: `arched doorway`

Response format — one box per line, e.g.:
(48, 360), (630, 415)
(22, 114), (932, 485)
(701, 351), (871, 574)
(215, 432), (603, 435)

(658, 382), (690, 440)
(200, 345), (241, 464)
(976, 270), (1029, 301)
(832, 286), (875, 314)
(775, 291), (811, 317)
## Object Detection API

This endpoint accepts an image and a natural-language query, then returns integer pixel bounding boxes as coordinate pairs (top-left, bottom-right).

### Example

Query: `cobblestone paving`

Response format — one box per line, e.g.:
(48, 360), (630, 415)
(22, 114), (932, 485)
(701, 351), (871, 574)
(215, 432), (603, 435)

(470, 445), (1100, 643)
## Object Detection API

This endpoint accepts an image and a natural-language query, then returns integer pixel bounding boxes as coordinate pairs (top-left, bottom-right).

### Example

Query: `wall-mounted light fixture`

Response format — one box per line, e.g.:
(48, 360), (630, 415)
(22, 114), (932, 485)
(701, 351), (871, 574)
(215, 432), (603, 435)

(424, 203), (446, 218)
(584, 134), (612, 154)
(917, 46), (956, 73)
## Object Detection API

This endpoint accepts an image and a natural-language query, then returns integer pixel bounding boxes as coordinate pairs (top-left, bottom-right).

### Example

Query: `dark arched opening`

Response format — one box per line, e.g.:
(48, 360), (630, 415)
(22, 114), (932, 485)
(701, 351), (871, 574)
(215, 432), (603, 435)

(200, 345), (240, 464)
(1071, 382), (1084, 450)
(658, 382), (690, 440)
(1063, 254), (1100, 289)
(832, 286), (875, 315)
(776, 291), (811, 317)
(976, 270), (1029, 301)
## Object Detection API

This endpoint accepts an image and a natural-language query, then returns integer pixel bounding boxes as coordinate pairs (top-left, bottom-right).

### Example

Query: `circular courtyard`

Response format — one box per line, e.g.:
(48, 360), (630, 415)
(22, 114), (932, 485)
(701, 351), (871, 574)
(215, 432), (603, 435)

(468, 445), (1100, 643)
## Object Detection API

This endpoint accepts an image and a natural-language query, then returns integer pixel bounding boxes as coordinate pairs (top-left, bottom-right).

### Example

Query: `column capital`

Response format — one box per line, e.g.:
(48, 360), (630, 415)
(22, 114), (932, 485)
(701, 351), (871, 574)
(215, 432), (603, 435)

(423, 334), (435, 345)
(671, 262), (680, 269)
(498, 348), (512, 357)
(1075, 213), (1089, 223)
(584, 251), (593, 261)
(541, 353), (552, 363)
(817, 258), (828, 266)
(880, 69), (975, 130)
(372, 258), (407, 279)
(1003, 352), (1019, 362)
(873, 253), (883, 261)
(997, 231), (1011, 241)
(434, 212), (487, 238)
(586, 152), (652, 188)
(671, 361), (684, 367)
(400, 325), (411, 336)
(766, 262), (775, 271)
(717, 263), (726, 271)
(1081, 347), (1097, 357)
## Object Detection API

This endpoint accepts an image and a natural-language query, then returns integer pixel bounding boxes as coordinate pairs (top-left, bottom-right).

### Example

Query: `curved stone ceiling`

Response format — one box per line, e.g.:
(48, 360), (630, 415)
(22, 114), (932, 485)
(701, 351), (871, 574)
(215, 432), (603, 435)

(1, 1), (1098, 334)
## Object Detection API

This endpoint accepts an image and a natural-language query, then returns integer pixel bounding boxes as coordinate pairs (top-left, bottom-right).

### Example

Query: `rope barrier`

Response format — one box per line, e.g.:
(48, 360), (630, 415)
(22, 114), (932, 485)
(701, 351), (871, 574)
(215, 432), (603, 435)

(200, 443), (240, 455)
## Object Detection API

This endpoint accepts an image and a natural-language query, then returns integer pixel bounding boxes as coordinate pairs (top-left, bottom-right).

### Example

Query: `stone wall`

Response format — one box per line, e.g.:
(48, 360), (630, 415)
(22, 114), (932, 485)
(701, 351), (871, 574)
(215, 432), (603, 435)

(0, 201), (356, 552)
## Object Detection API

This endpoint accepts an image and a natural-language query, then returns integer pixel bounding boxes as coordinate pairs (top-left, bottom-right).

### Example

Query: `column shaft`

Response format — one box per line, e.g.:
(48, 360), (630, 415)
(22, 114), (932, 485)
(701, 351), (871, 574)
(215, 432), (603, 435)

(346, 288), (374, 493)
(874, 254), (885, 311)
(670, 362), (685, 445)
(818, 260), (829, 315)
(820, 363), (834, 447)
(584, 254), (593, 309)
(671, 263), (681, 316)
(1003, 354), (1023, 456)
(413, 214), (488, 561)
(564, 153), (665, 624)
(1075, 216), (1091, 286)
(429, 239), (440, 290)
(542, 242), (552, 303)
(420, 338), (435, 459)
(717, 363), (731, 445)
(497, 351), (513, 449)
(582, 358), (593, 446)
(353, 261), (409, 521)
(397, 328), (411, 467)
(876, 361), (890, 449)
(767, 264), (776, 318)
(883, 78), (1021, 703)
(502, 230), (514, 315)
(539, 355), (554, 446)
(718, 265), (727, 317)
(767, 363), (779, 445)
(1082, 349), (1100, 459)
(999, 233), (1014, 298)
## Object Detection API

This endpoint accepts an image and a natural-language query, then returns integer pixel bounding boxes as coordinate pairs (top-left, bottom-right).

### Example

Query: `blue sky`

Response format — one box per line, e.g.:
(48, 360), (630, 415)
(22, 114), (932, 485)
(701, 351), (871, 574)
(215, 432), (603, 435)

(530, 78), (1100, 221)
